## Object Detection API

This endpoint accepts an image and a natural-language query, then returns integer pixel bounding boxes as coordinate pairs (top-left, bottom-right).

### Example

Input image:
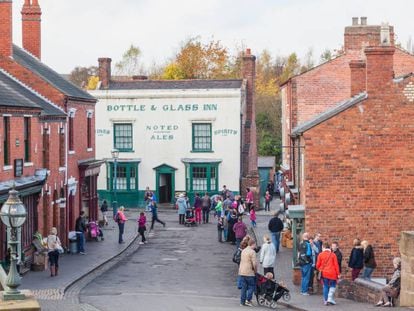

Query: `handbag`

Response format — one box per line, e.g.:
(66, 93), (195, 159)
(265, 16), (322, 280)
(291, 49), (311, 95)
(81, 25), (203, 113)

(317, 252), (332, 280)
(56, 245), (64, 254)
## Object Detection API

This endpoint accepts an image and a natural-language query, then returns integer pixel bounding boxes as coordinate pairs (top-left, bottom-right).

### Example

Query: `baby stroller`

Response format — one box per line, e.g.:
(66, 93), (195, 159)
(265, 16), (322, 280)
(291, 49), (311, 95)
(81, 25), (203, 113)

(88, 221), (104, 241)
(184, 207), (197, 227)
(256, 273), (291, 309)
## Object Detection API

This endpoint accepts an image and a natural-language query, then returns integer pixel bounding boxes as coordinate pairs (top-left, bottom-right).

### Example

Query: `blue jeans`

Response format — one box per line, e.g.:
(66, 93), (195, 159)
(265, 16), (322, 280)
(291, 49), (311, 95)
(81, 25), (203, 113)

(322, 278), (337, 301)
(240, 275), (256, 304)
(76, 232), (85, 253)
(236, 238), (242, 249)
(118, 222), (125, 243)
(271, 231), (281, 253)
(301, 263), (312, 293)
(363, 267), (374, 280)
(251, 221), (256, 228)
(223, 228), (228, 241)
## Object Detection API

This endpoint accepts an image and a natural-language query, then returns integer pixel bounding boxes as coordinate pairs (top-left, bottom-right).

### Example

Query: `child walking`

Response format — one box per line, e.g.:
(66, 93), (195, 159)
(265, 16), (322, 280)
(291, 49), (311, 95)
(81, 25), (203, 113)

(250, 207), (256, 228)
(265, 191), (271, 211)
(138, 212), (147, 245)
(217, 217), (224, 242)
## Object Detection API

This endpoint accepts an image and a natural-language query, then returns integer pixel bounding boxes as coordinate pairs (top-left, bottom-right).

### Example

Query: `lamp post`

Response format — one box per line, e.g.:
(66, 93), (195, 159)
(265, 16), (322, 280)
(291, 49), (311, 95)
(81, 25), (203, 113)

(0, 188), (27, 301)
(111, 149), (119, 218)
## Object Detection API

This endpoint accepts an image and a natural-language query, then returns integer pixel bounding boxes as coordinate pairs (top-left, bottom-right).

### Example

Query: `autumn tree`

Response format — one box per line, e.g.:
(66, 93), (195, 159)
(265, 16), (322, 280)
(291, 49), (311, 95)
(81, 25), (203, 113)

(162, 38), (230, 79)
(115, 44), (144, 76)
(69, 66), (98, 88)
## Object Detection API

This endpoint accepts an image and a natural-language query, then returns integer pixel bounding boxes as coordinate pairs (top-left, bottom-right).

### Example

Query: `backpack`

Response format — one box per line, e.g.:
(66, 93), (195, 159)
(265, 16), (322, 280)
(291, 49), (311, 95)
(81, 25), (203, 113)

(114, 212), (121, 223)
(298, 241), (311, 266)
(233, 248), (242, 264)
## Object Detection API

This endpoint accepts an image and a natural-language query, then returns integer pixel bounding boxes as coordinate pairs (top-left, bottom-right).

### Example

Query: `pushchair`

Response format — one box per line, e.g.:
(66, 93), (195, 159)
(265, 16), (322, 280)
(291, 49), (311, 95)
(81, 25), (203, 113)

(88, 221), (104, 241)
(256, 273), (290, 309)
(184, 207), (197, 227)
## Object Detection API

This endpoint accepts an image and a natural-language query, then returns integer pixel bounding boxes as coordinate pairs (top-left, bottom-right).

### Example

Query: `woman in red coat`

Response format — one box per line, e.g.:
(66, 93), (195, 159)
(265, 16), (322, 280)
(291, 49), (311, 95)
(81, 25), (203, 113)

(316, 242), (340, 306)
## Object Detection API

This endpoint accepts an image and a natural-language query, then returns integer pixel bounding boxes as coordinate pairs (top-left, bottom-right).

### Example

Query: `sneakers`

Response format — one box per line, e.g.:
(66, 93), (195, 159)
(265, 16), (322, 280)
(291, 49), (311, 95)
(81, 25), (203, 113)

(244, 301), (253, 307)
(79, 252), (86, 255)
(139, 242), (144, 245)
(301, 292), (310, 296)
(382, 302), (393, 307)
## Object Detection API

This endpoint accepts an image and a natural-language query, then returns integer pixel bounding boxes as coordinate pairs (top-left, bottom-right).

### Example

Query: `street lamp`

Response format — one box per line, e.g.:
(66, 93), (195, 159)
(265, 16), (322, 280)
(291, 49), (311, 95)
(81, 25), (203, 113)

(111, 149), (119, 218)
(0, 188), (27, 301)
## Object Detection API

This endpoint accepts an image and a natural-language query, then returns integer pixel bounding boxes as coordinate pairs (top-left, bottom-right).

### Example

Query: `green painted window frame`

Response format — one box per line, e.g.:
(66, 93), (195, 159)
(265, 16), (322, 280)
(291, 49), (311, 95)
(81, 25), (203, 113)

(192, 123), (212, 152)
(186, 163), (219, 192)
(24, 117), (31, 162)
(107, 162), (139, 191)
(113, 123), (133, 152)
(3, 116), (10, 166)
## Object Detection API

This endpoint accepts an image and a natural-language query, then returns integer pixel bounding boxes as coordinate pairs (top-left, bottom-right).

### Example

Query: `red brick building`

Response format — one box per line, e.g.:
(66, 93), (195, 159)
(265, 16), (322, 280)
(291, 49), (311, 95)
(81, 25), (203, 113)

(281, 17), (414, 175)
(290, 29), (414, 275)
(0, 0), (100, 268)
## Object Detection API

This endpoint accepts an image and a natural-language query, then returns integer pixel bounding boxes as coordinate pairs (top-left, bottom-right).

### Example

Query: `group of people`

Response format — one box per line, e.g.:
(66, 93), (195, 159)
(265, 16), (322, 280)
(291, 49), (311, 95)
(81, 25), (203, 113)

(299, 232), (401, 307)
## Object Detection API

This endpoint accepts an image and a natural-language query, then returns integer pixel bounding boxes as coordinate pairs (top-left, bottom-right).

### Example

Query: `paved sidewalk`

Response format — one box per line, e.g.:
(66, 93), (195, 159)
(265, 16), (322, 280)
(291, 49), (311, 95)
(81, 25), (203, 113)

(21, 209), (141, 299)
(254, 199), (411, 311)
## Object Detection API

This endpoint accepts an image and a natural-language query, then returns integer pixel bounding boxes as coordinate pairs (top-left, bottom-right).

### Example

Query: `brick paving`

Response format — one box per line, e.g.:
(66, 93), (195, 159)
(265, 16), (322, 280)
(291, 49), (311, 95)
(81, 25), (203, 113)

(255, 199), (411, 310)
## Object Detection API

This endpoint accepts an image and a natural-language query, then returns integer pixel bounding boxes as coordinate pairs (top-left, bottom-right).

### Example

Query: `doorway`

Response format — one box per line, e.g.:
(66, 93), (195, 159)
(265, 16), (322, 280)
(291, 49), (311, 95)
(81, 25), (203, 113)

(154, 164), (176, 204)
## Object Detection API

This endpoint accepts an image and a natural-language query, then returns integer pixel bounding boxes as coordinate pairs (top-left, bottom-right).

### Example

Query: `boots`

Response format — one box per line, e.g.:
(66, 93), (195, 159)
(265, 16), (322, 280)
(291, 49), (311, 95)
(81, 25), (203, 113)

(50, 266), (55, 277)
(327, 287), (336, 305)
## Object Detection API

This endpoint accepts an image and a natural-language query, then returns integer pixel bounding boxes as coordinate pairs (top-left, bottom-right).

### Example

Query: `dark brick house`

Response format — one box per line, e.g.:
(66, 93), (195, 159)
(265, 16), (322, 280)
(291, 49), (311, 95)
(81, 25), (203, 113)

(0, 0), (101, 267)
(291, 42), (414, 277)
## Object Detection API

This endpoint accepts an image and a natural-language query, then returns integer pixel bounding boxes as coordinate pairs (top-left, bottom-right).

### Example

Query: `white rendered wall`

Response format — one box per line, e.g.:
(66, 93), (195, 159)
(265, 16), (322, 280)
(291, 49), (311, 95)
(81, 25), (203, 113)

(90, 88), (243, 193)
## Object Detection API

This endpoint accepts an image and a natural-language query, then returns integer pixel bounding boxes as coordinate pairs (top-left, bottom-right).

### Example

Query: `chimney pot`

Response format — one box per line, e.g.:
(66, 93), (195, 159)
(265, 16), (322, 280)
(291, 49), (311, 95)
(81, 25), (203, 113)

(360, 17), (367, 25)
(352, 17), (359, 26)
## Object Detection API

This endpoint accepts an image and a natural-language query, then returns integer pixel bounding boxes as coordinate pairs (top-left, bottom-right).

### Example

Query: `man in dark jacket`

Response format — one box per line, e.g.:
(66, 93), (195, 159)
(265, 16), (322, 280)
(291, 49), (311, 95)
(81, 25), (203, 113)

(331, 241), (343, 273)
(268, 212), (284, 253)
(75, 211), (87, 254)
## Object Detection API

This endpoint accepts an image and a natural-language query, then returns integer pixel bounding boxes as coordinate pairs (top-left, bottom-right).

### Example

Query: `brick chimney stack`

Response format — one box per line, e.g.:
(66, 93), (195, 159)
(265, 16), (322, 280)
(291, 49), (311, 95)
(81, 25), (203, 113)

(21, 0), (42, 59)
(0, 0), (13, 58)
(242, 48), (258, 176)
(349, 60), (366, 96)
(98, 58), (112, 89)
(344, 17), (395, 51)
(365, 45), (395, 98)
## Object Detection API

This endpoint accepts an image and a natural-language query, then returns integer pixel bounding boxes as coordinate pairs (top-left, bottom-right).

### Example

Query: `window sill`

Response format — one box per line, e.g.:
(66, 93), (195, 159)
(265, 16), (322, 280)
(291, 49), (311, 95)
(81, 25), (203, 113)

(87, 148), (93, 152)
(191, 150), (214, 153)
(24, 162), (33, 167)
(59, 167), (66, 172)
(68, 150), (75, 155)
(118, 150), (134, 153)
(3, 165), (12, 171)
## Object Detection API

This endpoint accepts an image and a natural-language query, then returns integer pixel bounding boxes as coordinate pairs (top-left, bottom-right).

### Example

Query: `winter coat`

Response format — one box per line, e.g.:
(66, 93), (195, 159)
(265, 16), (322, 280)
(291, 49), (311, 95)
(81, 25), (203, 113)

(334, 249), (343, 273)
(363, 245), (377, 269)
(138, 215), (146, 228)
(249, 209), (256, 221)
(260, 241), (276, 268)
(194, 196), (202, 209)
(348, 247), (364, 269)
(268, 217), (284, 233)
(316, 250), (340, 281)
(177, 197), (187, 215)
(233, 221), (247, 239)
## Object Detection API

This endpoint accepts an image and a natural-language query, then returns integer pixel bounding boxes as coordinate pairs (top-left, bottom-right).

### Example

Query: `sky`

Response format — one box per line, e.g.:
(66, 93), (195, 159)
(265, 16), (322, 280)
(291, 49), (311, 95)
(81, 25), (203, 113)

(10, 0), (414, 73)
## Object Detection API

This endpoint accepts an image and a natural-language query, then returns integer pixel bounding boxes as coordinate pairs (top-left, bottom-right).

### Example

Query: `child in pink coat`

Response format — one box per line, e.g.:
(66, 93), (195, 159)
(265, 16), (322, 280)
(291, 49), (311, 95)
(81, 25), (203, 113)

(250, 207), (257, 228)
(137, 212), (147, 245)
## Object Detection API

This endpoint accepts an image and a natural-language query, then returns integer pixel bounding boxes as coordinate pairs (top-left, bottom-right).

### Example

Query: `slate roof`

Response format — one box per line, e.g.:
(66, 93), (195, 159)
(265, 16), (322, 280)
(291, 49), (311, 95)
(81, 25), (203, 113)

(0, 69), (66, 117)
(107, 79), (244, 90)
(291, 92), (368, 137)
(12, 45), (96, 101)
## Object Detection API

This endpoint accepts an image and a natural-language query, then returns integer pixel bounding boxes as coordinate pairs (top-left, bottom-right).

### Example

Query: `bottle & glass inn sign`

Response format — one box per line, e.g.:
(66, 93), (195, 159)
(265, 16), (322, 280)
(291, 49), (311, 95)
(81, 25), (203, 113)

(106, 103), (218, 112)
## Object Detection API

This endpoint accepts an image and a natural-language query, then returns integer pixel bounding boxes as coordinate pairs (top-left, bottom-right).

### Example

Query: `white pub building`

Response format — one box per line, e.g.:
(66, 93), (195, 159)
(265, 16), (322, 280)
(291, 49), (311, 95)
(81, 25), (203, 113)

(90, 50), (259, 207)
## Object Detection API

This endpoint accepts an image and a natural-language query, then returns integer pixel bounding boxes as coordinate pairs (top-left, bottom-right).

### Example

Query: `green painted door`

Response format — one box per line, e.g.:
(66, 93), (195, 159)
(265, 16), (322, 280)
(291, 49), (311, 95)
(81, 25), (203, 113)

(155, 164), (176, 203)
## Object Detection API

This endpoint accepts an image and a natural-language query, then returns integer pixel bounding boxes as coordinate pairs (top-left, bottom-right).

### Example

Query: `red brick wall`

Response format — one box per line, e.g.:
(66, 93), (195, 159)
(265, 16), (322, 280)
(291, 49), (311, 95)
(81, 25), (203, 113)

(0, 0), (12, 57)
(302, 76), (414, 277)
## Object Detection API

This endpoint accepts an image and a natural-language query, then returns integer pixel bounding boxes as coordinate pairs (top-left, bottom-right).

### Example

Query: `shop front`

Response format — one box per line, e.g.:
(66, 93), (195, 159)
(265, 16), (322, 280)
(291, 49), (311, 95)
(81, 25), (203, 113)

(79, 160), (104, 221)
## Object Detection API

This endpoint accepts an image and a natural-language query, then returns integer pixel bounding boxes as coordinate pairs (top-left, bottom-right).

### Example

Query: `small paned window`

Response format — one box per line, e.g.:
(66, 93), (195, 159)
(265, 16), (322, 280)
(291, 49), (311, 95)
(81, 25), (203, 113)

(192, 123), (212, 152)
(114, 124), (133, 152)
